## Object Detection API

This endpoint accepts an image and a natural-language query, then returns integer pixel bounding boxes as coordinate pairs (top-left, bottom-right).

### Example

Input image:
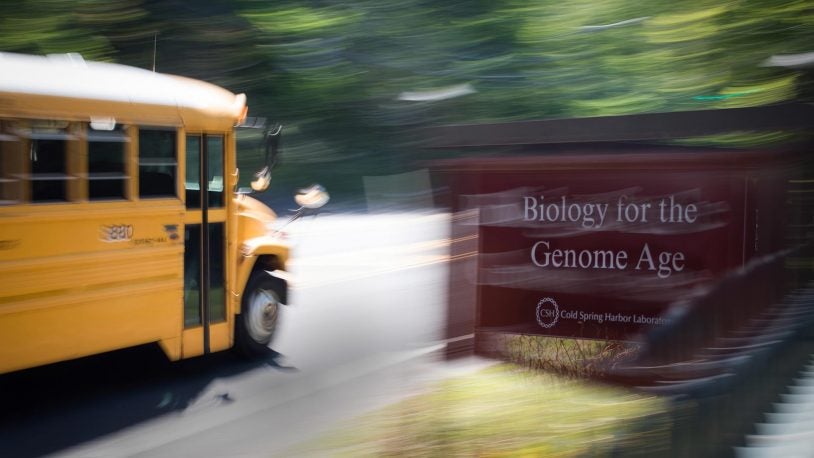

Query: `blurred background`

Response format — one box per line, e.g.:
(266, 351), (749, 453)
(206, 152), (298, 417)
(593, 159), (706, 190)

(2, 0), (812, 209)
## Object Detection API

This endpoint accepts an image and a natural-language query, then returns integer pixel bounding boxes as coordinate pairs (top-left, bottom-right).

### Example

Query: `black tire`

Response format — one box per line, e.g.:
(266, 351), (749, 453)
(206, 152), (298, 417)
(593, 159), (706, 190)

(234, 270), (283, 357)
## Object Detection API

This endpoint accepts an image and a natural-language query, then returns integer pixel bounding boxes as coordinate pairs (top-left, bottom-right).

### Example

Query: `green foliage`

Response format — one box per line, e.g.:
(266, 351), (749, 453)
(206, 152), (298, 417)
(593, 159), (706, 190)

(1, 0), (812, 201)
(0, 0), (120, 59)
(243, 6), (360, 35)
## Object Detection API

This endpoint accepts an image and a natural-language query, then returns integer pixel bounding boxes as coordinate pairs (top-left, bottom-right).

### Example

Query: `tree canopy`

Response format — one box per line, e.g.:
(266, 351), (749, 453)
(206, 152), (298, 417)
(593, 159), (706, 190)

(2, 0), (812, 201)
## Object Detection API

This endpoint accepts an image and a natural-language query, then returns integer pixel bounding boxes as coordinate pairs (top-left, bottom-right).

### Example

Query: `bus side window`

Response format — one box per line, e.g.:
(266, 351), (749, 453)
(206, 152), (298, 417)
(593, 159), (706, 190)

(87, 124), (128, 200)
(184, 134), (224, 209)
(27, 122), (75, 203)
(207, 136), (224, 208)
(0, 122), (23, 205)
(138, 128), (177, 198)
(185, 135), (201, 208)
(30, 139), (67, 201)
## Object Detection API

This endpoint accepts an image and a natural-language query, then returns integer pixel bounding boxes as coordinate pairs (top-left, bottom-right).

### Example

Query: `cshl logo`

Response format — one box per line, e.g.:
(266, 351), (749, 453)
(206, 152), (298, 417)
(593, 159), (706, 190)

(536, 297), (559, 329)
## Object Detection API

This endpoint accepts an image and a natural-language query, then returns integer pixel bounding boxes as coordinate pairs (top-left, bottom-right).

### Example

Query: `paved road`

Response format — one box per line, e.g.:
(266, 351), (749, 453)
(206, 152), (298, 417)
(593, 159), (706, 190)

(0, 212), (462, 457)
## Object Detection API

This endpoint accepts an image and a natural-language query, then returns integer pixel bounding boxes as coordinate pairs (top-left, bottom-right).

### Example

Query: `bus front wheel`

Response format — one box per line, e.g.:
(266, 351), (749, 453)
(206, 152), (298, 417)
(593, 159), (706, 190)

(235, 270), (283, 357)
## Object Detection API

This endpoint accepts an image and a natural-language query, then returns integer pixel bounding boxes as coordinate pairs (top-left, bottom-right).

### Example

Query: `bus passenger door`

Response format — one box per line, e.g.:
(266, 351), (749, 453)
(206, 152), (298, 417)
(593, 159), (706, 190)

(181, 134), (230, 357)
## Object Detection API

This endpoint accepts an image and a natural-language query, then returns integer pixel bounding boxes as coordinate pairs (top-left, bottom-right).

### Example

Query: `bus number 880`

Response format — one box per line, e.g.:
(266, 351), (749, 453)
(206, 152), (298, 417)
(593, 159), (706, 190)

(101, 224), (133, 242)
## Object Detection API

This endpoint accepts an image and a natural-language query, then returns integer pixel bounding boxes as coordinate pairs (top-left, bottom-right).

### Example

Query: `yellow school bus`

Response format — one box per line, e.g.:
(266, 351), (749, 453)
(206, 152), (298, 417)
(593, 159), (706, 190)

(0, 53), (327, 374)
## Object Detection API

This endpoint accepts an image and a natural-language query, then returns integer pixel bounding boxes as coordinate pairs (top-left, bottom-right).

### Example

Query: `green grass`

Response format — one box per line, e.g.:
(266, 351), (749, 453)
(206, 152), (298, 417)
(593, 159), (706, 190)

(292, 364), (671, 457)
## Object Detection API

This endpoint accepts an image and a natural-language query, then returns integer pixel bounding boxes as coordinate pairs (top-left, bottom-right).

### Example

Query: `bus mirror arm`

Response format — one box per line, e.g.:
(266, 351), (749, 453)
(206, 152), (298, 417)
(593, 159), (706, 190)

(250, 124), (282, 193)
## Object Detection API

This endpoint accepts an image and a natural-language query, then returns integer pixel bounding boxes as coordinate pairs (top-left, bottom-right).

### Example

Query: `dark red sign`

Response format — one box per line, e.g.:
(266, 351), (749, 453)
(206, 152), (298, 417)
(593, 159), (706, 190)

(436, 149), (799, 340)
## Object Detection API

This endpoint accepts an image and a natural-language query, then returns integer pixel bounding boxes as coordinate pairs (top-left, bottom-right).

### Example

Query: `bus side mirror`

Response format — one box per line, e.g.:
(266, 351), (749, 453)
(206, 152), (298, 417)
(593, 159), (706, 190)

(251, 166), (271, 192)
(294, 184), (330, 209)
(249, 123), (282, 193)
(271, 184), (330, 235)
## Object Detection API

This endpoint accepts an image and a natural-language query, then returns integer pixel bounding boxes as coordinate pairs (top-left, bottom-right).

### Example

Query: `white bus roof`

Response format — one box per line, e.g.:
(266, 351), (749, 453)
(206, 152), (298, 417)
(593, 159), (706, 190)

(0, 53), (246, 130)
